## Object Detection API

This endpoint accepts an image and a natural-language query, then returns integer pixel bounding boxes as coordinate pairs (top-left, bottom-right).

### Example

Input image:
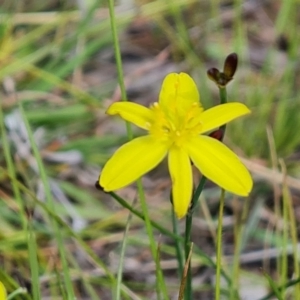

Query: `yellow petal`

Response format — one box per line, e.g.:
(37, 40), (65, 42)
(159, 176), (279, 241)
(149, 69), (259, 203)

(200, 102), (251, 134)
(159, 73), (201, 116)
(187, 136), (253, 195)
(0, 282), (6, 300)
(100, 136), (168, 191)
(107, 102), (153, 130)
(168, 147), (193, 219)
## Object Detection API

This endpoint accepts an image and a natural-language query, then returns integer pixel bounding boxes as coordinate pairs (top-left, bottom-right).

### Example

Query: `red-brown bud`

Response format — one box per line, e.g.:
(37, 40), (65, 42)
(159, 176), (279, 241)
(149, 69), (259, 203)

(207, 67), (221, 84)
(209, 129), (224, 141)
(223, 53), (238, 78)
(207, 53), (238, 87)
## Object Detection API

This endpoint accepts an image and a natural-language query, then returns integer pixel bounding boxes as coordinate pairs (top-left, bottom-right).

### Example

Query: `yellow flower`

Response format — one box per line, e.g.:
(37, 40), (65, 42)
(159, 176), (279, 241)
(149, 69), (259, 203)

(100, 73), (253, 218)
(0, 281), (7, 300)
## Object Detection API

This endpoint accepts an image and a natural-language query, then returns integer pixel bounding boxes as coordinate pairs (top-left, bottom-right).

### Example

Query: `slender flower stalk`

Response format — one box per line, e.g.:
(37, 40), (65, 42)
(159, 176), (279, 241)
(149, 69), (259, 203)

(172, 205), (184, 276)
(99, 72), (252, 219)
(184, 175), (207, 299)
(215, 189), (225, 300)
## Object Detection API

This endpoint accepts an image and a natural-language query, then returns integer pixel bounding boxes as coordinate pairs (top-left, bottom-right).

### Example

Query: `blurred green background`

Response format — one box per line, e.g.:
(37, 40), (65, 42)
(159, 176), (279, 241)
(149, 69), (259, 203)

(1, 0), (300, 299)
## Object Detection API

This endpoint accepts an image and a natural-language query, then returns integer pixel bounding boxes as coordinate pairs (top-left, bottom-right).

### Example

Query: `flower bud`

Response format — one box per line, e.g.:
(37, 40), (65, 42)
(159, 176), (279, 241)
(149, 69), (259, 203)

(209, 129), (224, 141)
(223, 53), (238, 78)
(207, 67), (221, 84)
(207, 53), (238, 87)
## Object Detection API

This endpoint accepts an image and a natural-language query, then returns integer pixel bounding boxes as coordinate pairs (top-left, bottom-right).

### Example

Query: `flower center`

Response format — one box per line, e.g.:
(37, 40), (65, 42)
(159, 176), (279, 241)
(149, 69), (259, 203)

(148, 102), (203, 147)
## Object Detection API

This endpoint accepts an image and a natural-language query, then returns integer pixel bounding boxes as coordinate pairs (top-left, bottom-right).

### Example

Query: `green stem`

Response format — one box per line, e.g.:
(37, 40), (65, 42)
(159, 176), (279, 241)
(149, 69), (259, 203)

(258, 277), (300, 300)
(115, 201), (134, 300)
(184, 176), (207, 299)
(215, 86), (228, 300)
(219, 86), (227, 132)
(107, 0), (132, 139)
(184, 214), (192, 300)
(219, 86), (227, 104)
(137, 182), (168, 300)
(215, 189), (225, 300)
(172, 207), (184, 277)
(191, 176), (208, 210)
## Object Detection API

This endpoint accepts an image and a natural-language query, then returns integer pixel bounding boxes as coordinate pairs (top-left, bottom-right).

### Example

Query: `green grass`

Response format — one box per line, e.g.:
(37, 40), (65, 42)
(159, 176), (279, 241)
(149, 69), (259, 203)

(1, 0), (300, 299)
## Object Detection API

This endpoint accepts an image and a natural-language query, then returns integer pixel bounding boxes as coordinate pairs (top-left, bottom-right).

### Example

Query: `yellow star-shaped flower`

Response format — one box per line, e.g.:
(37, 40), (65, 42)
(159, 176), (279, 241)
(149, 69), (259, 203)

(100, 73), (253, 218)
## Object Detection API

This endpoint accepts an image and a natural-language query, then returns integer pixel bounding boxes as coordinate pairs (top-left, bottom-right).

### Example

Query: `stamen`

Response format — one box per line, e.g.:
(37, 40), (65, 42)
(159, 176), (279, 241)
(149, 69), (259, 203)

(162, 126), (170, 133)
